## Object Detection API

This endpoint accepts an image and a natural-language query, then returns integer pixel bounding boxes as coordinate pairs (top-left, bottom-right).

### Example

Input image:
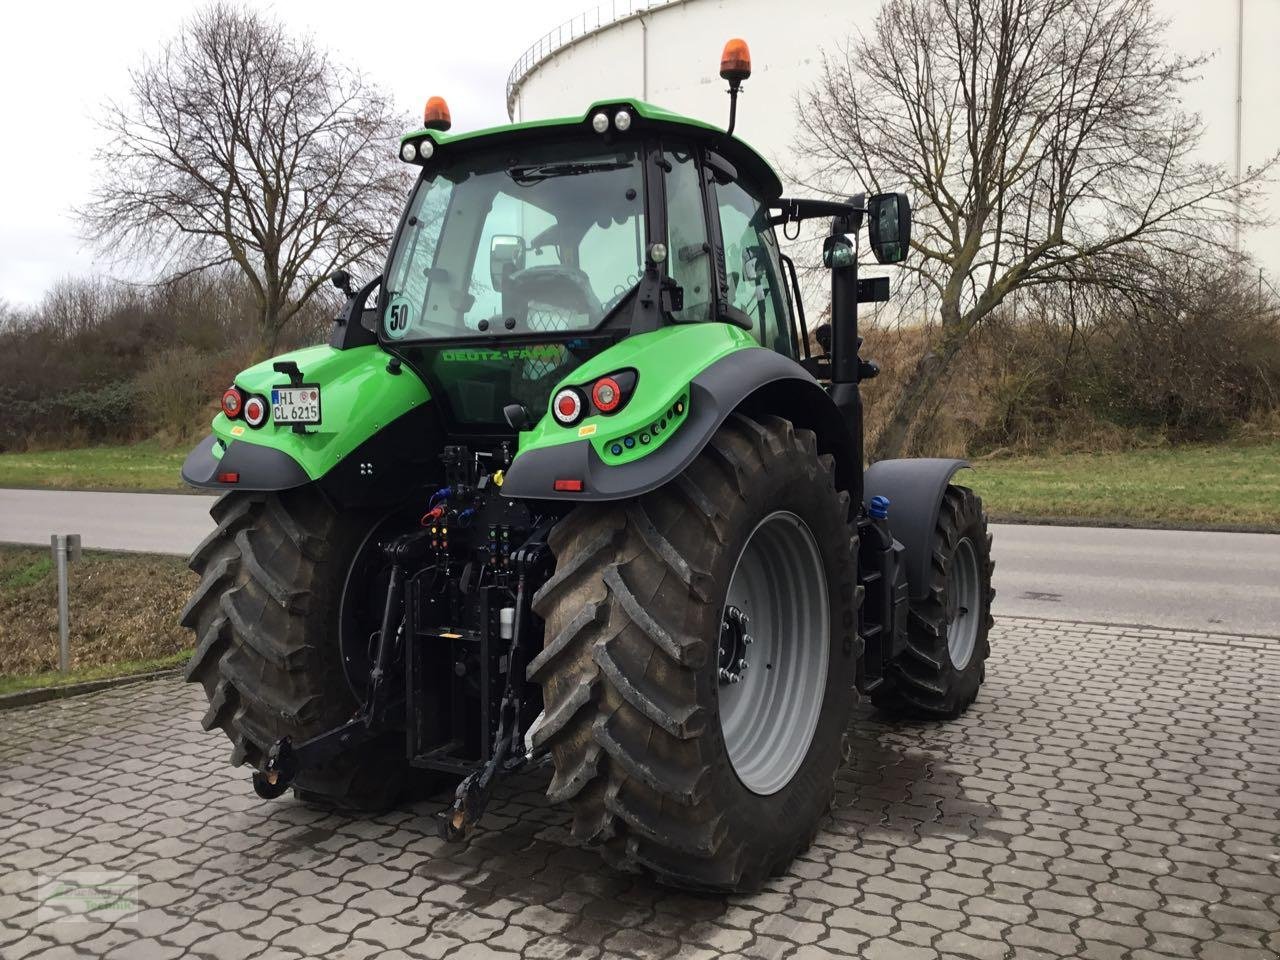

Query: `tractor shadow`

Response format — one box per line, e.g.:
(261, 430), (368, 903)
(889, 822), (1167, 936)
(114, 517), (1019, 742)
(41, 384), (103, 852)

(831, 701), (1000, 842)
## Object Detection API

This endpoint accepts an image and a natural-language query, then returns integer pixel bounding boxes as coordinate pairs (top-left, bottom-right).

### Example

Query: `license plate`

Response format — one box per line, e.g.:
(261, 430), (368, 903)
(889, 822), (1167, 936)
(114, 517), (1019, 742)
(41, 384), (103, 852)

(270, 385), (322, 425)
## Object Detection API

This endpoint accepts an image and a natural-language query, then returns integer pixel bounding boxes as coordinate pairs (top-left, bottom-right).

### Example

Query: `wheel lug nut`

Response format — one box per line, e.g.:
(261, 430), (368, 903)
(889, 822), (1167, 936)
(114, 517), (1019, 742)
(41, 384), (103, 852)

(730, 674), (741, 683)
(743, 634), (753, 645)
(737, 659), (748, 671)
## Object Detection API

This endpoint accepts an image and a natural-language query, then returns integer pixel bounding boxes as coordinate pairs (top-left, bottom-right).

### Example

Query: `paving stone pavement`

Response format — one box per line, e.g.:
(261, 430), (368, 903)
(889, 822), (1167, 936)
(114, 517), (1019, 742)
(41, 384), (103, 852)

(1, 615), (1278, 959)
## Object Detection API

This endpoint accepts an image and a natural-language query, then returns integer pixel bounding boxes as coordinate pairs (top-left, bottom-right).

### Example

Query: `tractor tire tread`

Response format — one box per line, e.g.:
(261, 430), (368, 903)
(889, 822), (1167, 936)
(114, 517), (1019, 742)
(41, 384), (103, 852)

(532, 414), (856, 891)
(183, 488), (405, 810)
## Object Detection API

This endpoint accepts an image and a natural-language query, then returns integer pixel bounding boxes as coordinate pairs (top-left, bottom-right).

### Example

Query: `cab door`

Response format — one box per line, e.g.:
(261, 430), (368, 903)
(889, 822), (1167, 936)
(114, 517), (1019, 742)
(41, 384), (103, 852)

(710, 177), (796, 358)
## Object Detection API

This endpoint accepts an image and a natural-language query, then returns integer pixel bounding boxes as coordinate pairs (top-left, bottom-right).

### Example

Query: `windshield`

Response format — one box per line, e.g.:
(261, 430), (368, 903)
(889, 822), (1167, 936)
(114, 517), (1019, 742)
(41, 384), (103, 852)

(382, 140), (647, 343)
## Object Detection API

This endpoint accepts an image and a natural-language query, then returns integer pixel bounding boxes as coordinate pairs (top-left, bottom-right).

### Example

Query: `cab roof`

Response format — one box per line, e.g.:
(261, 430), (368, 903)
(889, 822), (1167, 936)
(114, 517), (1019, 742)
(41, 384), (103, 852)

(399, 98), (783, 200)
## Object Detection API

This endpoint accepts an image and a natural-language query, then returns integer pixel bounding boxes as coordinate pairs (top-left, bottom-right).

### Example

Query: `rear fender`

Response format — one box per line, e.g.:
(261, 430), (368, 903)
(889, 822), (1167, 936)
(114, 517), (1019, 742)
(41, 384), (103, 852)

(181, 343), (436, 505)
(864, 458), (970, 600)
(502, 325), (859, 501)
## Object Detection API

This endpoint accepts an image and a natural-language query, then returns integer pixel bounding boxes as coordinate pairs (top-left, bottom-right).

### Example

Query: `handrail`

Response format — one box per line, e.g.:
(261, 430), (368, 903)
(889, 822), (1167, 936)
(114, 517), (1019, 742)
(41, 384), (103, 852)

(505, 0), (679, 120)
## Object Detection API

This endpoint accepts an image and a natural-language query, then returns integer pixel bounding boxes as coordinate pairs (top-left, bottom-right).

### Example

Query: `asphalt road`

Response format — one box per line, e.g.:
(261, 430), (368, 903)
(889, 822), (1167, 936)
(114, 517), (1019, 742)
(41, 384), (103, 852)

(2, 488), (1277, 636)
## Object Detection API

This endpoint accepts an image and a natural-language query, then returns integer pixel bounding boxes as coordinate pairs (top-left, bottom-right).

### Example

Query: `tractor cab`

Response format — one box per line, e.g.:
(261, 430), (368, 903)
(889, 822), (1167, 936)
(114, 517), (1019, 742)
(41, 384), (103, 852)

(351, 97), (816, 437)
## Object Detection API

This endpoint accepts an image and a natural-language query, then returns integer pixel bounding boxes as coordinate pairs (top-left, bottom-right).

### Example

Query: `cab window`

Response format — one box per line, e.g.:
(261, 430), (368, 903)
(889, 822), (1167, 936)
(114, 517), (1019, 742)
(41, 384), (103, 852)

(465, 193), (559, 327)
(664, 148), (713, 323)
(715, 179), (793, 357)
(382, 141), (646, 342)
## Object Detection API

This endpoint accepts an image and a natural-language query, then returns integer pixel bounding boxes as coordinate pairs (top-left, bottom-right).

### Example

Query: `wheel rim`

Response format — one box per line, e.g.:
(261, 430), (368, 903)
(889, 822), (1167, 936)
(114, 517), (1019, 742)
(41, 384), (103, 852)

(947, 537), (981, 670)
(718, 511), (829, 796)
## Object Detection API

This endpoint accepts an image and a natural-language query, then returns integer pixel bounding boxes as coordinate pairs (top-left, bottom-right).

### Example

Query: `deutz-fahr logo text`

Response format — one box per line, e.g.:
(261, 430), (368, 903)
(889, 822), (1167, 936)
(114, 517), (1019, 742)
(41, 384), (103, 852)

(439, 345), (563, 362)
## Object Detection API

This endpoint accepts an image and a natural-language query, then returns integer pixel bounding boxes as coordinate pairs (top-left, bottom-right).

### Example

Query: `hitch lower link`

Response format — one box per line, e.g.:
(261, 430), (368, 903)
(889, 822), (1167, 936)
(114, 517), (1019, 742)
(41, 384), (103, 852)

(248, 530), (424, 802)
(250, 714), (379, 800)
(438, 693), (525, 841)
(252, 739), (296, 800)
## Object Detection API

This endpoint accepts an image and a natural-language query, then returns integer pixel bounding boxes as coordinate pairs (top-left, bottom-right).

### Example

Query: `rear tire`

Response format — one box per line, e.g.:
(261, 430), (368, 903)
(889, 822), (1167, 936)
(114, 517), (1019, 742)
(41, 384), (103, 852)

(181, 488), (409, 810)
(529, 414), (862, 891)
(872, 484), (994, 719)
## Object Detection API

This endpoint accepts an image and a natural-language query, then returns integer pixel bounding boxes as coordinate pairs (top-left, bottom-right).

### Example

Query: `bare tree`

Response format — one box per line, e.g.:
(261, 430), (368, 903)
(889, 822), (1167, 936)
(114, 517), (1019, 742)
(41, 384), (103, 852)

(796, 0), (1276, 459)
(80, 3), (408, 348)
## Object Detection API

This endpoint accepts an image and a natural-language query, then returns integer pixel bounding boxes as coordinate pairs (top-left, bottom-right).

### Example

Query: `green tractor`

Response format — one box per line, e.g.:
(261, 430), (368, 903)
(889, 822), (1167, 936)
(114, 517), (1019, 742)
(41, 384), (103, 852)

(180, 44), (994, 892)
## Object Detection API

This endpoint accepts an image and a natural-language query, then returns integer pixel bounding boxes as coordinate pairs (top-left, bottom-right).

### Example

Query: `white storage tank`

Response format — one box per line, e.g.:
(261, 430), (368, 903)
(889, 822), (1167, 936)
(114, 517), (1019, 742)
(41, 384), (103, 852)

(507, 0), (1280, 273)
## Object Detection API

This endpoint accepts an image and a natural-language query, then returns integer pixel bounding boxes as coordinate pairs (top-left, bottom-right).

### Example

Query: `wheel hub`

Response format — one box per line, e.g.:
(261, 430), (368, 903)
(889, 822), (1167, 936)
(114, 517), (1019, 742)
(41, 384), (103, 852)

(718, 605), (753, 684)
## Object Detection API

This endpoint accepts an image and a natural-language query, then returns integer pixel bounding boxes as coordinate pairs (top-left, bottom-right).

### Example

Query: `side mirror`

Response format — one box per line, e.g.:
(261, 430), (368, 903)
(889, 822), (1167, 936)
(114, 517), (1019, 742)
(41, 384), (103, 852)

(489, 235), (526, 289)
(822, 235), (855, 270)
(329, 269), (354, 297)
(867, 192), (911, 265)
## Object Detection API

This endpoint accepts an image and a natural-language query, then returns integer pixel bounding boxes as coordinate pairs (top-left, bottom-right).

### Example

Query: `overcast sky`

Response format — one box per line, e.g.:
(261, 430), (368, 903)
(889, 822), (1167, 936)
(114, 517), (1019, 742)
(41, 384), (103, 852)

(0, 0), (598, 307)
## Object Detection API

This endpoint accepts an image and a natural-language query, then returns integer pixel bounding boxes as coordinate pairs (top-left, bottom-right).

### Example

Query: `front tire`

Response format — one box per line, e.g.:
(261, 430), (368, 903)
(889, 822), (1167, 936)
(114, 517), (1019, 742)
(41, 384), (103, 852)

(872, 484), (994, 719)
(529, 414), (862, 891)
(181, 488), (409, 810)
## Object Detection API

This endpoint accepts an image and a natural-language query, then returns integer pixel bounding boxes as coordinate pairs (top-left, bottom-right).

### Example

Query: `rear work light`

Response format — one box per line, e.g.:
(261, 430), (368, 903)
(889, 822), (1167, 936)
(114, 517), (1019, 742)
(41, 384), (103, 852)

(221, 387), (243, 419)
(243, 394), (268, 428)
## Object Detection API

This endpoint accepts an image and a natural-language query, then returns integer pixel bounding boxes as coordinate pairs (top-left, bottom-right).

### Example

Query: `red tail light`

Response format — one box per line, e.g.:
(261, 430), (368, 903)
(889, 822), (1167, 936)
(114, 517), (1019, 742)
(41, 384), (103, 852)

(221, 387), (243, 419)
(554, 479), (584, 492)
(591, 376), (622, 413)
(217, 472), (240, 484)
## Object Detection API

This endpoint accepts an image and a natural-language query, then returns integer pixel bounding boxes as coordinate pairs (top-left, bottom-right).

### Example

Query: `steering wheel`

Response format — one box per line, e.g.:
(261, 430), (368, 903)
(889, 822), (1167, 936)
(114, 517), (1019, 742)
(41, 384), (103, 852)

(503, 265), (602, 324)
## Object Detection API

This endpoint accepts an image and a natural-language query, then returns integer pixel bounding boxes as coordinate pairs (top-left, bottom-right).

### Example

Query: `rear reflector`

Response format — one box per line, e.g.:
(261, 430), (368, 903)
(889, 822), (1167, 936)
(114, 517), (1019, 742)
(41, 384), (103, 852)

(552, 387), (583, 425)
(217, 472), (240, 484)
(243, 395), (268, 427)
(553, 479), (584, 492)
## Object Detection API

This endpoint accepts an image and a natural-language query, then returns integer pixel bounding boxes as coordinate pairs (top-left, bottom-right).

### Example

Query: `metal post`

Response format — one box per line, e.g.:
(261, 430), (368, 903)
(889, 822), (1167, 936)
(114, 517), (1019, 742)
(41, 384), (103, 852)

(52, 535), (70, 672)
(49, 534), (80, 673)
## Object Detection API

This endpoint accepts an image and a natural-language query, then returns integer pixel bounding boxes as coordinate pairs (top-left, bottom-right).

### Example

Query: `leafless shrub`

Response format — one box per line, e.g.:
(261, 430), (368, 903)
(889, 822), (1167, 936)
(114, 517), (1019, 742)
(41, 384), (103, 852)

(0, 269), (335, 451)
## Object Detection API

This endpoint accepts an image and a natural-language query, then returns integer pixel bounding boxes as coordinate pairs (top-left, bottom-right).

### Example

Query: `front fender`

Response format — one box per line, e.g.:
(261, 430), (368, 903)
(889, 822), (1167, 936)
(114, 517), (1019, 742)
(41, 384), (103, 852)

(502, 326), (852, 501)
(864, 458), (970, 600)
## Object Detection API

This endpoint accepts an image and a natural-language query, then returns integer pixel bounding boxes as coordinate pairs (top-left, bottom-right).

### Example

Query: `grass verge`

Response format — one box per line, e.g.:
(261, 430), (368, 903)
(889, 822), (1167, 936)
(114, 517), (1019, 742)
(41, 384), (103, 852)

(967, 441), (1280, 530)
(0, 442), (188, 492)
(0, 545), (194, 693)
(0, 652), (191, 698)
